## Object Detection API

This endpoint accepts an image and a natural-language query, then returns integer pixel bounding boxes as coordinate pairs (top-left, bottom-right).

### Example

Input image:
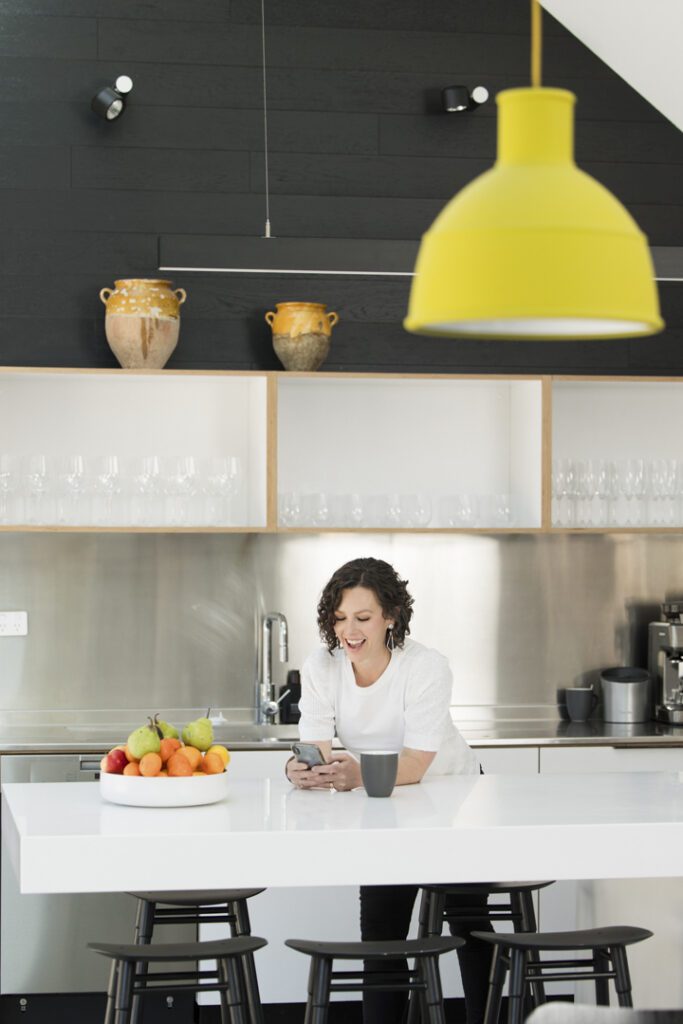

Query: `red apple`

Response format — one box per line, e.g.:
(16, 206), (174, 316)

(100, 748), (128, 774)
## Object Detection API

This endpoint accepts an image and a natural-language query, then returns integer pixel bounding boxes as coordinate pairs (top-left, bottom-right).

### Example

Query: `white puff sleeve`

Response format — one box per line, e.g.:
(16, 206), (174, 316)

(403, 651), (454, 752)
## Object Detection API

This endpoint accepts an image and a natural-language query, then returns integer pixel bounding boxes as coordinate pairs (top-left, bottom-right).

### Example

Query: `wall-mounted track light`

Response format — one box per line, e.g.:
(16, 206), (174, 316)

(91, 75), (134, 121)
(442, 85), (489, 113)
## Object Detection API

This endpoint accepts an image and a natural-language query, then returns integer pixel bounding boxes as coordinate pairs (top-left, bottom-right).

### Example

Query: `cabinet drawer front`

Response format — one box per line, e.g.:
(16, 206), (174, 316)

(540, 746), (683, 773)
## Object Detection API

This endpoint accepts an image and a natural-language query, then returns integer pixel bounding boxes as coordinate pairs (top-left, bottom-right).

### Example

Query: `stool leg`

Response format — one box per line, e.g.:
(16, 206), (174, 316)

(219, 955), (248, 1024)
(610, 946), (634, 1008)
(594, 949), (611, 1006)
(483, 947), (507, 1024)
(506, 950), (526, 1024)
(422, 954), (447, 1024)
(130, 899), (155, 1024)
(309, 955), (332, 1024)
(113, 959), (135, 1024)
(231, 899), (265, 1024)
(513, 892), (545, 1011)
(104, 958), (118, 1024)
(407, 889), (444, 1024)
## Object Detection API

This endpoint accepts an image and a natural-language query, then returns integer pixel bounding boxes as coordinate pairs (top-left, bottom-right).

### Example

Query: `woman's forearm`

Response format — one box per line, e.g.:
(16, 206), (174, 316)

(396, 748), (434, 785)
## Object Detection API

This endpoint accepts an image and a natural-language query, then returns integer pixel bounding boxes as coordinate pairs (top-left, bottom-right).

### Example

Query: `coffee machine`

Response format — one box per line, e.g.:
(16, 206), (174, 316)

(648, 601), (683, 724)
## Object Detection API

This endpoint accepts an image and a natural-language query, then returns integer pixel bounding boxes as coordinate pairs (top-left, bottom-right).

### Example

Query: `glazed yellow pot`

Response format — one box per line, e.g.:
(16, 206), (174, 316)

(265, 301), (339, 371)
(99, 278), (187, 369)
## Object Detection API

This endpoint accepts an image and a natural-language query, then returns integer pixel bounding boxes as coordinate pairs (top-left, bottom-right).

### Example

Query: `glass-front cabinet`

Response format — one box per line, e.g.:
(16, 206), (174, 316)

(1, 367), (680, 533)
(551, 379), (683, 530)
(0, 370), (268, 530)
(277, 375), (543, 530)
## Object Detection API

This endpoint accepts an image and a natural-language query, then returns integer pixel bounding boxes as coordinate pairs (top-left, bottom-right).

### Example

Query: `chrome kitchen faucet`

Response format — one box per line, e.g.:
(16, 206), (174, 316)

(256, 612), (289, 723)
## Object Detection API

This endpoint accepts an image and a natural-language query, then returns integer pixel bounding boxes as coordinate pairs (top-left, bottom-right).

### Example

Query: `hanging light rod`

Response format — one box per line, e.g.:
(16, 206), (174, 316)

(158, 238), (682, 282)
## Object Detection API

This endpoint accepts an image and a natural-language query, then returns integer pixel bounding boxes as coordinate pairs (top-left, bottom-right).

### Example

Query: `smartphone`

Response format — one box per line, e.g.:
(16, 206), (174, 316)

(291, 742), (327, 768)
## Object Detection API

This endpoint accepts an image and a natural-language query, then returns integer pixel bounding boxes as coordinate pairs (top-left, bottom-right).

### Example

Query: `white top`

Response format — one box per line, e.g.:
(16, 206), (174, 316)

(5, 772), (683, 893)
(298, 638), (479, 775)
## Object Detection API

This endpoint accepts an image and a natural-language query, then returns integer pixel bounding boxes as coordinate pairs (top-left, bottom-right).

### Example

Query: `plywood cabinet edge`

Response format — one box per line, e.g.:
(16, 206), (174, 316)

(266, 374), (278, 529)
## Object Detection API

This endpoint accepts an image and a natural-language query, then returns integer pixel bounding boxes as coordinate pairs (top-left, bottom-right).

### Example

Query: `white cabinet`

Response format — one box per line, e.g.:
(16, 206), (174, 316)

(0, 370), (268, 529)
(277, 376), (543, 529)
(539, 744), (683, 1007)
(477, 746), (538, 774)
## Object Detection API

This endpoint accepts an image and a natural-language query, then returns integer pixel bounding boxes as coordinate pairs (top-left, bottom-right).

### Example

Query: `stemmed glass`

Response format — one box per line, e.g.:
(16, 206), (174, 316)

(129, 456), (162, 526)
(618, 459), (646, 526)
(162, 455), (198, 526)
(56, 455), (90, 526)
(204, 456), (240, 526)
(595, 460), (618, 527)
(576, 460), (597, 527)
(0, 454), (20, 525)
(92, 455), (122, 526)
(24, 455), (51, 525)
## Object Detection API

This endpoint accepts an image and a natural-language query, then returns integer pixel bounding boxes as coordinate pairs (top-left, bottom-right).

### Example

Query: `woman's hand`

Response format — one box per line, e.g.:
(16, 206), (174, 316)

(307, 752), (362, 792)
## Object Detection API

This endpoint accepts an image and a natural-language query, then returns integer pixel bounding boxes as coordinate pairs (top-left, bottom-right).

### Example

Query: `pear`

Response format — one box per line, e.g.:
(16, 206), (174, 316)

(181, 715), (213, 752)
(127, 718), (162, 760)
(153, 714), (179, 740)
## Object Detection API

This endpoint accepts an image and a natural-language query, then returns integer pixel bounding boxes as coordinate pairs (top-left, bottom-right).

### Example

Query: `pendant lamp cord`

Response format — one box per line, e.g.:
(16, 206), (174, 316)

(531, 0), (542, 87)
(260, 0), (272, 237)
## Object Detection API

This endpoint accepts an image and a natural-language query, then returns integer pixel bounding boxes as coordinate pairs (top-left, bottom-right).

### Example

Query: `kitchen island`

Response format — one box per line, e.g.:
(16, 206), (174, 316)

(4, 770), (683, 894)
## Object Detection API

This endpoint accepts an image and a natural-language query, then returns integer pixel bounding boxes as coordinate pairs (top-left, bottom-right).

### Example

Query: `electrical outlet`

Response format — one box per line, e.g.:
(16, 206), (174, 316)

(0, 611), (28, 636)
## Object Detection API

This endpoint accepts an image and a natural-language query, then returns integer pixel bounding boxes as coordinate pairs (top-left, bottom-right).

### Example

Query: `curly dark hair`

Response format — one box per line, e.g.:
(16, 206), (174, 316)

(317, 557), (414, 653)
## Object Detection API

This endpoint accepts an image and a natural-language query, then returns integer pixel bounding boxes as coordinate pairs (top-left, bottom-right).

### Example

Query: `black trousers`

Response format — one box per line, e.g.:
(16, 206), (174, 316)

(359, 884), (494, 1024)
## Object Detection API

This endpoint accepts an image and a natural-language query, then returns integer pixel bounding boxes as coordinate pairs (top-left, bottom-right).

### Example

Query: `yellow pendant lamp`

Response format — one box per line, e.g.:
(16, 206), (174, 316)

(404, 0), (664, 340)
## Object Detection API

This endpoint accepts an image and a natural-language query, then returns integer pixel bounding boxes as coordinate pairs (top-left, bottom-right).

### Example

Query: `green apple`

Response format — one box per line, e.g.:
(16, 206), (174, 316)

(127, 720), (161, 759)
(181, 716), (213, 752)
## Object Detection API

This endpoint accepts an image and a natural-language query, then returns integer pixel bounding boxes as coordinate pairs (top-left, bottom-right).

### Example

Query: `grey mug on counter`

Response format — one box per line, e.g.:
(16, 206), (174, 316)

(565, 687), (599, 723)
(360, 752), (399, 797)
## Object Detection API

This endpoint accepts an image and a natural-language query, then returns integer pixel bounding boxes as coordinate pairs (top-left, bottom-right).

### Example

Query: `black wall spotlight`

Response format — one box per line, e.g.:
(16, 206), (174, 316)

(91, 75), (134, 121)
(442, 85), (489, 113)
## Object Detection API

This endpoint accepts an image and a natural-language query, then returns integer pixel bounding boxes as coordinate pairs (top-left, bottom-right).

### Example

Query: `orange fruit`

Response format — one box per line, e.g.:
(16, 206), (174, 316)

(139, 752), (162, 777)
(176, 745), (202, 770)
(159, 737), (181, 764)
(207, 745), (230, 768)
(167, 752), (193, 777)
(123, 762), (141, 776)
(202, 752), (224, 775)
(159, 769), (168, 776)
(192, 770), (204, 776)
(124, 745), (139, 763)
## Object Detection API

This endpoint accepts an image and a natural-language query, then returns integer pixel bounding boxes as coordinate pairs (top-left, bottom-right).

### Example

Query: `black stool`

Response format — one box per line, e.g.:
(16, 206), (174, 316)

(472, 926), (654, 1024)
(89, 936), (266, 1024)
(286, 936), (463, 1024)
(128, 889), (265, 1024)
(416, 882), (554, 937)
(407, 881), (555, 1021)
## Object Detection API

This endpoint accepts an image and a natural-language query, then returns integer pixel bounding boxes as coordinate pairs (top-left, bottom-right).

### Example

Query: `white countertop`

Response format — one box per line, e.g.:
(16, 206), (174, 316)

(4, 771), (683, 894)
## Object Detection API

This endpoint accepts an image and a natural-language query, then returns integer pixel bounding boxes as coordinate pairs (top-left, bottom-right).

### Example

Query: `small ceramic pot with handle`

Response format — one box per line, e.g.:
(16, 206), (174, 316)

(99, 278), (187, 369)
(265, 301), (339, 371)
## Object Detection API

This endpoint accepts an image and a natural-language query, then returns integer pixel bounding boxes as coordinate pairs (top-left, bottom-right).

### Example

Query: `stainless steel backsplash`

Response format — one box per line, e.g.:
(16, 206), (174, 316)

(0, 532), (679, 712)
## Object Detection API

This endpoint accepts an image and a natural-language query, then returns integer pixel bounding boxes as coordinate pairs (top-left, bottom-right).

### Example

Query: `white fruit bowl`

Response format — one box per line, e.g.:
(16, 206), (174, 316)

(100, 770), (229, 808)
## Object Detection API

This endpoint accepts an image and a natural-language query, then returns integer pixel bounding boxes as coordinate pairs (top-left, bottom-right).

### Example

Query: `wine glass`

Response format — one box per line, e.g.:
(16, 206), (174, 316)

(92, 455), (122, 526)
(0, 454), (20, 525)
(618, 459), (646, 526)
(24, 454), (51, 525)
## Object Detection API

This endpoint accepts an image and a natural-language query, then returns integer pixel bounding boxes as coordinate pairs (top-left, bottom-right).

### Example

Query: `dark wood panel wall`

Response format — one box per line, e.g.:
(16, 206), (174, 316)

(0, 0), (680, 373)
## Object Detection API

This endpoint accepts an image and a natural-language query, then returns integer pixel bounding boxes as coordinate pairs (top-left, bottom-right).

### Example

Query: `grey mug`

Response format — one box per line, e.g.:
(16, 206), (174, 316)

(565, 687), (599, 723)
(360, 751), (399, 798)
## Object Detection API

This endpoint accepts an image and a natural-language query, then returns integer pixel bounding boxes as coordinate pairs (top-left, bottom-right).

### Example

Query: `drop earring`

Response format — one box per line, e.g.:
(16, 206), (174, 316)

(386, 625), (395, 651)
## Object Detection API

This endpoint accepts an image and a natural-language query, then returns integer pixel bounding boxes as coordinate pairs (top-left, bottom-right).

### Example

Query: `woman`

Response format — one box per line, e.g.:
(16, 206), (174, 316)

(285, 556), (493, 1024)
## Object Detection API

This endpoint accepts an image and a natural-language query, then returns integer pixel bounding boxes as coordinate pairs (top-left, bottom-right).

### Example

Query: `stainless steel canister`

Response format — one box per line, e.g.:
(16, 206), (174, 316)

(600, 667), (652, 723)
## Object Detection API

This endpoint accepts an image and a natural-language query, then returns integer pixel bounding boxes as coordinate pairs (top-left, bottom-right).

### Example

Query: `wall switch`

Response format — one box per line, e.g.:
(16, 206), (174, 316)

(0, 611), (28, 636)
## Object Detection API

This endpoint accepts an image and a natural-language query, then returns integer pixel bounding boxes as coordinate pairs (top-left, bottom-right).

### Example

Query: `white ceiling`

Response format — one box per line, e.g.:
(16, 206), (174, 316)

(541, 0), (683, 132)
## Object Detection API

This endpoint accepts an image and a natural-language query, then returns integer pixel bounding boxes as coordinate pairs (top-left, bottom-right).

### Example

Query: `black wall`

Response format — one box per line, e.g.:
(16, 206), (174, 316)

(0, 0), (681, 374)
